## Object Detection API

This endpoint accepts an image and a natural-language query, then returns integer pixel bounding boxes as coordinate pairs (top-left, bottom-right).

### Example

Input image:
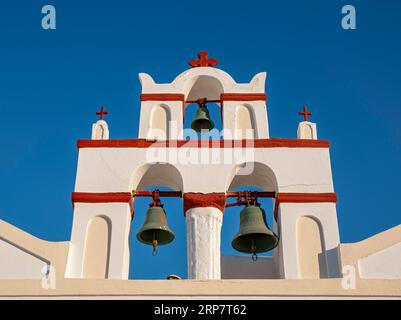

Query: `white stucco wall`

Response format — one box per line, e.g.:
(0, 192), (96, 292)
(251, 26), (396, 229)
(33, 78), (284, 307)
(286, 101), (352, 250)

(358, 242), (401, 279)
(74, 147), (334, 194)
(221, 255), (278, 279)
(275, 203), (341, 279)
(65, 202), (131, 280)
(0, 238), (48, 279)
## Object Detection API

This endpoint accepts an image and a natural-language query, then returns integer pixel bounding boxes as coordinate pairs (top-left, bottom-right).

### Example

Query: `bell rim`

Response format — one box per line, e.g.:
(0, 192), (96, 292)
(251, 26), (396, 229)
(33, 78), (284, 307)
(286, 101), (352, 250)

(136, 227), (175, 246)
(231, 233), (279, 254)
(190, 119), (215, 131)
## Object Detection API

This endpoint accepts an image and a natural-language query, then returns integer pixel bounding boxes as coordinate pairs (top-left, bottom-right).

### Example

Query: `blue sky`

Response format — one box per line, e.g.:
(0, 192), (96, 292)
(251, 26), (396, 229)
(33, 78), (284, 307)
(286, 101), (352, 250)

(0, 0), (400, 279)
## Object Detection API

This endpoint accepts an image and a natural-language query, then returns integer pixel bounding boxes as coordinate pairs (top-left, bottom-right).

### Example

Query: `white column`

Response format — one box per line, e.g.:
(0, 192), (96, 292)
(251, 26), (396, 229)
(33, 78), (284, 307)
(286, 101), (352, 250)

(186, 207), (223, 280)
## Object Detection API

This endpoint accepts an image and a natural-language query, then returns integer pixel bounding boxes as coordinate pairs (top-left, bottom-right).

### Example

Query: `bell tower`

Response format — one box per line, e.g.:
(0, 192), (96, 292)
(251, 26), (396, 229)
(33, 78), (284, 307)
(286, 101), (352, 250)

(138, 51), (269, 140)
(67, 51), (341, 281)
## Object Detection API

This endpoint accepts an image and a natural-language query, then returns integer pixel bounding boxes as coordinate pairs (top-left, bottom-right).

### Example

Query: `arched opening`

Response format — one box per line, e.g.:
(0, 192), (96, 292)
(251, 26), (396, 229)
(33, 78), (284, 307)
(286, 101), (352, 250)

(226, 162), (278, 192)
(129, 163), (186, 280)
(221, 162), (279, 279)
(148, 105), (170, 140)
(296, 216), (328, 279)
(235, 104), (256, 139)
(183, 75), (224, 138)
(184, 75), (224, 102)
(184, 102), (222, 139)
(82, 216), (111, 279)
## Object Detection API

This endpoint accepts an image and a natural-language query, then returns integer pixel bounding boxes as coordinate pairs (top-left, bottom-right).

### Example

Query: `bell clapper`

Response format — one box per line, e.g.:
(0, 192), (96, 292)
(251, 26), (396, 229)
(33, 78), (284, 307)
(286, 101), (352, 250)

(251, 237), (258, 262)
(152, 239), (158, 256)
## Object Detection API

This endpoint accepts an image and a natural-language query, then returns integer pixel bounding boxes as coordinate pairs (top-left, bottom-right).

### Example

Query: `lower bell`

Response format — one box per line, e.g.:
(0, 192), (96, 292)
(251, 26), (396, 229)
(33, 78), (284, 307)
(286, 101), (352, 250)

(136, 206), (175, 251)
(231, 204), (279, 255)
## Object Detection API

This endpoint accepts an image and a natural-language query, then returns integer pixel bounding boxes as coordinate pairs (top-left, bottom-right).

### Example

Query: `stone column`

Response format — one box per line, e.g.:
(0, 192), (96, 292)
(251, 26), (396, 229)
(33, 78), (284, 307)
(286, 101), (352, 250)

(183, 193), (226, 280)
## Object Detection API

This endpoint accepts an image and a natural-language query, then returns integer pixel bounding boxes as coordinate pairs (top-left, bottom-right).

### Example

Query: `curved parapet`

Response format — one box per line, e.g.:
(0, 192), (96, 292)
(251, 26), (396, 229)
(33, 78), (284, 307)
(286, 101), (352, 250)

(0, 220), (69, 280)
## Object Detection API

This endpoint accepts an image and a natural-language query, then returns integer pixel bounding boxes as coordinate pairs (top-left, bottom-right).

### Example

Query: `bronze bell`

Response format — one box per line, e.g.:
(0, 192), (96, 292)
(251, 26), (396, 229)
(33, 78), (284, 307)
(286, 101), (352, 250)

(191, 99), (215, 132)
(232, 204), (279, 259)
(136, 206), (175, 255)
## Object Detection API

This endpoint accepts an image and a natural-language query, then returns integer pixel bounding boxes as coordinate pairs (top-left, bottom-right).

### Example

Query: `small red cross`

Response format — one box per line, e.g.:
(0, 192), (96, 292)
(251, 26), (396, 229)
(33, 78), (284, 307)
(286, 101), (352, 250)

(298, 105), (312, 122)
(96, 105), (108, 120)
(188, 51), (218, 68)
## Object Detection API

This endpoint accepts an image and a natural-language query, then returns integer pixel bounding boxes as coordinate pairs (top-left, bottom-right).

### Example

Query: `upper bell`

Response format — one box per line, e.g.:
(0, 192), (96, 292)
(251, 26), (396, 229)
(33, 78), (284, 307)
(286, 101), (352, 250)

(231, 204), (279, 254)
(136, 206), (175, 247)
(190, 100), (215, 132)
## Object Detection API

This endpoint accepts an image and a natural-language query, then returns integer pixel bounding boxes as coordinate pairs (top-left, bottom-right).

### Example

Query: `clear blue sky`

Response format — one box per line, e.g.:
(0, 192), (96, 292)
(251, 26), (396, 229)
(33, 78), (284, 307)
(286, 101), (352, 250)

(0, 0), (400, 279)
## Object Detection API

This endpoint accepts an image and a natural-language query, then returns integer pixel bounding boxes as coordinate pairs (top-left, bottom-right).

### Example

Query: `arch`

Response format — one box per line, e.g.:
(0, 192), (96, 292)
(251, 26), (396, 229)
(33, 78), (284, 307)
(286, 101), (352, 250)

(148, 104), (170, 140)
(296, 216), (328, 279)
(92, 120), (109, 140)
(234, 104), (256, 139)
(184, 75), (225, 103)
(226, 162), (278, 192)
(303, 124), (314, 139)
(130, 163), (184, 192)
(82, 216), (111, 279)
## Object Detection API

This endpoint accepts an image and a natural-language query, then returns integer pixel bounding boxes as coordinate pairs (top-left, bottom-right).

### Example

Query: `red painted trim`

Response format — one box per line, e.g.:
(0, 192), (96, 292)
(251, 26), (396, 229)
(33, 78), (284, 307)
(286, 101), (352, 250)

(72, 192), (133, 217)
(77, 138), (330, 149)
(273, 193), (337, 221)
(220, 93), (267, 102)
(183, 193), (227, 215)
(140, 94), (185, 102)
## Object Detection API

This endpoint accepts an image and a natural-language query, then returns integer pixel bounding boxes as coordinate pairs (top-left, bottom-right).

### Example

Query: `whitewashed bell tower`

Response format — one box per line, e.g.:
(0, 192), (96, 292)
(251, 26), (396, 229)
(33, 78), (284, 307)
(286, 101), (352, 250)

(66, 51), (341, 281)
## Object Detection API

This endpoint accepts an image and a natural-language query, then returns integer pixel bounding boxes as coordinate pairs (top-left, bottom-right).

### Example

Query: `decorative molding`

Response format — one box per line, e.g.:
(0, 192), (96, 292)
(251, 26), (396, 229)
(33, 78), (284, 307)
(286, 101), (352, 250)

(274, 193), (338, 221)
(140, 94), (185, 102)
(77, 138), (330, 149)
(72, 192), (133, 216)
(220, 93), (267, 102)
(183, 193), (227, 214)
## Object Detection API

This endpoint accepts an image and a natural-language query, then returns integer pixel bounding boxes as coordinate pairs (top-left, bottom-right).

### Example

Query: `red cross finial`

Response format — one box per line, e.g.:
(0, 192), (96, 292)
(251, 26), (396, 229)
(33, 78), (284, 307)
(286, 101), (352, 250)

(298, 105), (312, 122)
(96, 105), (108, 120)
(188, 51), (218, 68)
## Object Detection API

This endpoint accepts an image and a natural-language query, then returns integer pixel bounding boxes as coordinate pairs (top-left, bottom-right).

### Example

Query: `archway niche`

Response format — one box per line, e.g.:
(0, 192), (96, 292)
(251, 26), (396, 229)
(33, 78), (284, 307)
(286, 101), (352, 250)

(221, 162), (279, 279)
(148, 104), (170, 140)
(183, 75), (224, 137)
(296, 216), (328, 279)
(82, 216), (111, 279)
(235, 104), (256, 139)
(129, 163), (186, 280)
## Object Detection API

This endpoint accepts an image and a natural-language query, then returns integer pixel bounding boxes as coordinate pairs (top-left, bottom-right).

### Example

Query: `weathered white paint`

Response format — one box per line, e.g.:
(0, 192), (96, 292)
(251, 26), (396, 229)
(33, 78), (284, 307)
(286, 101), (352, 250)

(297, 121), (317, 140)
(65, 203), (131, 280)
(91, 120), (109, 140)
(0, 238), (48, 279)
(75, 148), (334, 194)
(358, 242), (401, 279)
(186, 207), (223, 280)
(221, 255), (278, 279)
